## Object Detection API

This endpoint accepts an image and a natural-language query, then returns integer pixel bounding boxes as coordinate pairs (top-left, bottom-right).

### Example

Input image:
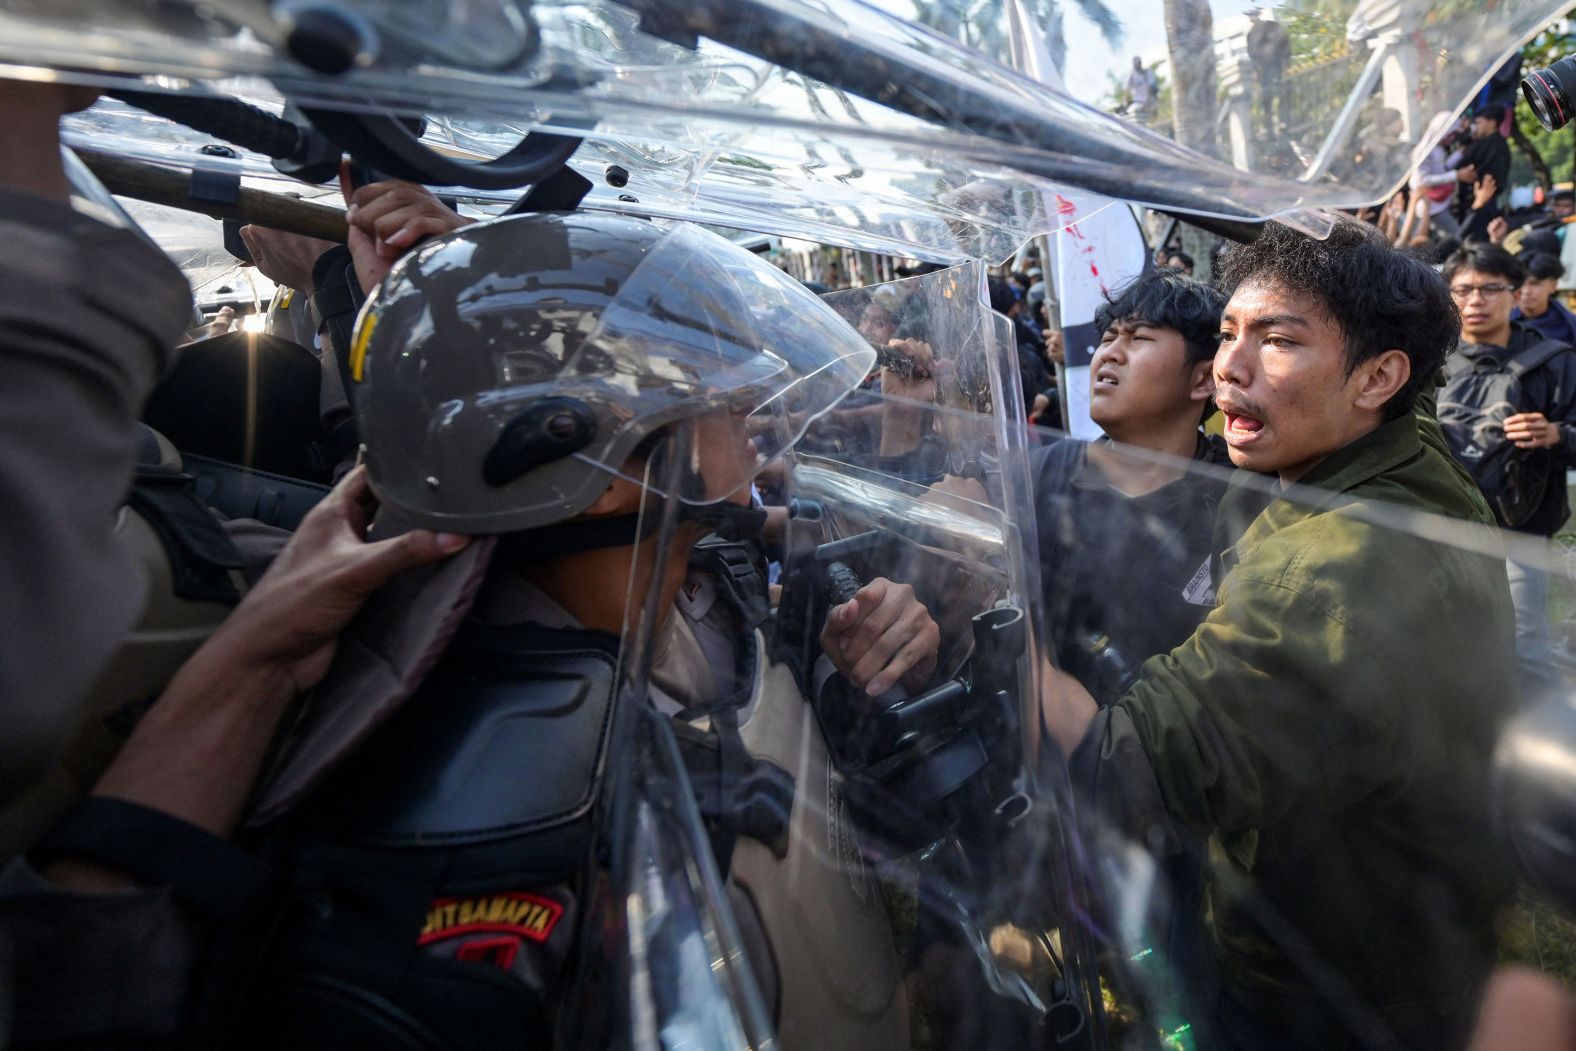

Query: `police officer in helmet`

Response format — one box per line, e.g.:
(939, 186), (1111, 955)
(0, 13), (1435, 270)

(207, 209), (930, 1049)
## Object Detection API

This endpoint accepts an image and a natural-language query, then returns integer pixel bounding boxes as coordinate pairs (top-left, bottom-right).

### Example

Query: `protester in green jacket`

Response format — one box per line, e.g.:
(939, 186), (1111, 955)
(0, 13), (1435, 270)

(1041, 217), (1517, 1050)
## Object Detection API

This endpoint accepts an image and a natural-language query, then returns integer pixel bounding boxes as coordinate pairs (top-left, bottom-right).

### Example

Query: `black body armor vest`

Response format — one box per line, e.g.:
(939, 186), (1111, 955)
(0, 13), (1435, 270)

(212, 622), (621, 1051)
(201, 539), (907, 1051)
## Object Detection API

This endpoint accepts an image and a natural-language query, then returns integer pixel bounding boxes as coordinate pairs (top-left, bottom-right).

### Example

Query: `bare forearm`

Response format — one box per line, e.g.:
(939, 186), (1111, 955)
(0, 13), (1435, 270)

(92, 639), (299, 837)
(762, 503), (789, 547)
(1041, 663), (1099, 755)
(879, 408), (926, 456)
(36, 466), (469, 895)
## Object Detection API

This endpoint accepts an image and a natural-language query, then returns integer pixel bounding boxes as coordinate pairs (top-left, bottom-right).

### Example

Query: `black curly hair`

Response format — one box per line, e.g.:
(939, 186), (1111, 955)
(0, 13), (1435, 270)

(1213, 216), (1460, 420)
(1094, 267), (1227, 368)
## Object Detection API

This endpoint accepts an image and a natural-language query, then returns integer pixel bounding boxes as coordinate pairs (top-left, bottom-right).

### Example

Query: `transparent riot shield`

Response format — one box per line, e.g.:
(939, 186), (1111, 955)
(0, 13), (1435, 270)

(607, 260), (1115, 1049)
(5, 0), (1568, 258)
(1023, 393), (1576, 1051)
(482, 428), (778, 1051)
(589, 425), (780, 1051)
(768, 265), (1112, 1047)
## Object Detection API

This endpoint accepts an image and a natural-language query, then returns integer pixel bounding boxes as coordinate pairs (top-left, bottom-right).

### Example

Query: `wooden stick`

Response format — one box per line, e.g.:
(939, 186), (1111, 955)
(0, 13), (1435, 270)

(73, 147), (348, 242)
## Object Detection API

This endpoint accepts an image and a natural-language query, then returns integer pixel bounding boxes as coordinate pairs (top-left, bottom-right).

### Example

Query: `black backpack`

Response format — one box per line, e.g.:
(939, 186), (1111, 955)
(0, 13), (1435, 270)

(1439, 339), (1570, 528)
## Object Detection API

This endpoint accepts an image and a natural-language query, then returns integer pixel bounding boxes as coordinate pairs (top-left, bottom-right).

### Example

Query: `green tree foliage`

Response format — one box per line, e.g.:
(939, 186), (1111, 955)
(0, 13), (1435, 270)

(1509, 11), (1576, 189)
(1278, 0), (1354, 69)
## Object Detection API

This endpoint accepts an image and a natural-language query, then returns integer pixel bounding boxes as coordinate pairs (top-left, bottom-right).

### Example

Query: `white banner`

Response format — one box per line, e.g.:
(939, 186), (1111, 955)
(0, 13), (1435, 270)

(1054, 195), (1150, 440)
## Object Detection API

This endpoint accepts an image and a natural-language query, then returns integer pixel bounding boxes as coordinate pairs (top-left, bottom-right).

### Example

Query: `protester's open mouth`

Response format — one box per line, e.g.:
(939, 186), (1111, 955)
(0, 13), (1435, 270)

(1094, 368), (1119, 388)
(1223, 411), (1265, 443)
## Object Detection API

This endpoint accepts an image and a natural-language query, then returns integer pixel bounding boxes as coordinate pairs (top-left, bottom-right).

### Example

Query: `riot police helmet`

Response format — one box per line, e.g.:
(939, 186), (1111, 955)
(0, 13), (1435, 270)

(352, 211), (875, 534)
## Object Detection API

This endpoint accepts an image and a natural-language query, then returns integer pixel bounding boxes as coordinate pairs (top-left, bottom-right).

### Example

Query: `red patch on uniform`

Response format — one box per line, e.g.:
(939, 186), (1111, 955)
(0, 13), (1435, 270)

(455, 935), (522, 971)
(418, 891), (564, 947)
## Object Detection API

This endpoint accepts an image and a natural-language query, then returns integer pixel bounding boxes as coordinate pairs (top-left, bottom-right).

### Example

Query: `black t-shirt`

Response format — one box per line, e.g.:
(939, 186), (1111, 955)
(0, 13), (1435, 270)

(1032, 434), (1232, 704)
(1456, 134), (1511, 218)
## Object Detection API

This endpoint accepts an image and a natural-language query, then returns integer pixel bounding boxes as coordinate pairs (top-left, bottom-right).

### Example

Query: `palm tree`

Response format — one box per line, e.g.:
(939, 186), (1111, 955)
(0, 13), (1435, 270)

(1163, 0), (1218, 156)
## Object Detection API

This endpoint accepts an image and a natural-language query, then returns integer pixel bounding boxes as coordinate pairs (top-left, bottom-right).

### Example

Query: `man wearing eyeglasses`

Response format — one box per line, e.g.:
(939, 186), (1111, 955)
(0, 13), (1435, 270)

(1440, 242), (1576, 693)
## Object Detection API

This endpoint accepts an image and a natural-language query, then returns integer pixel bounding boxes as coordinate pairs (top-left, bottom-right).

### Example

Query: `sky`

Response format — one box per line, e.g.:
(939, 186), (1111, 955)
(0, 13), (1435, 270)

(1059, 0), (1259, 105)
(863, 0), (1262, 108)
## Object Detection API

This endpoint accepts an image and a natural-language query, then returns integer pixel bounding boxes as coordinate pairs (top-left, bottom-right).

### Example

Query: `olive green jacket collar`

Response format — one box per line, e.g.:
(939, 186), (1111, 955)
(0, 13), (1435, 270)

(1293, 413), (1421, 498)
(1217, 414), (1422, 576)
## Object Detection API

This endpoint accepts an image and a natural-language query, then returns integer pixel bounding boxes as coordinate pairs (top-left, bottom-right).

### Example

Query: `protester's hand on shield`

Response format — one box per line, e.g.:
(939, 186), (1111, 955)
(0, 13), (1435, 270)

(186, 306), (236, 342)
(928, 473), (990, 506)
(820, 577), (940, 697)
(879, 337), (938, 402)
(343, 178), (472, 290)
(1040, 654), (1099, 755)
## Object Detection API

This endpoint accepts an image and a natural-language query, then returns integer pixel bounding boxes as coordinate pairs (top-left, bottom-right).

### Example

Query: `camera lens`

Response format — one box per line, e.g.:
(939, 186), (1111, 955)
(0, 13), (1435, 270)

(1521, 53), (1576, 132)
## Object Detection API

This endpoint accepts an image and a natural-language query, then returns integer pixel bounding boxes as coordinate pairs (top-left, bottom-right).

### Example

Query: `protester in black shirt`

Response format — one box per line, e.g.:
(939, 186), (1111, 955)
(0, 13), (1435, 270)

(1032, 268), (1229, 705)
(1455, 104), (1512, 224)
(1030, 268), (1230, 1023)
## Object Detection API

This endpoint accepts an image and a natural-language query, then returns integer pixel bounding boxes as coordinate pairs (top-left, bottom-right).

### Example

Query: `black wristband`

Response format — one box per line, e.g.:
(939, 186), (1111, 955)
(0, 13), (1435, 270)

(34, 796), (271, 921)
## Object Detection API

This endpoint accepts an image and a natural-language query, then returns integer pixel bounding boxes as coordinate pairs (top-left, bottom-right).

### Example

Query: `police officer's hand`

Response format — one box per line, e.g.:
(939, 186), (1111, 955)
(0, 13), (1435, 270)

(203, 465), (470, 695)
(820, 577), (940, 697)
(344, 179), (472, 290)
(187, 305), (236, 341)
(239, 225), (337, 294)
(1506, 412), (1562, 449)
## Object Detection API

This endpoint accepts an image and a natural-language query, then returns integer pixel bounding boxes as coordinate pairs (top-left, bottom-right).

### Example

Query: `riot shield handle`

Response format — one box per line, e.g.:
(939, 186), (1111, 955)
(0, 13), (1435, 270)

(869, 606), (1024, 757)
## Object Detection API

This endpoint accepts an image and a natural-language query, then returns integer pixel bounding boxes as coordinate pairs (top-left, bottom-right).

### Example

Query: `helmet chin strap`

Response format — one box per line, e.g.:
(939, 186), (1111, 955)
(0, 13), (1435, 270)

(678, 500), (769, 542)
(503, 496), (766, 561)
(505, 510), (660, 560)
